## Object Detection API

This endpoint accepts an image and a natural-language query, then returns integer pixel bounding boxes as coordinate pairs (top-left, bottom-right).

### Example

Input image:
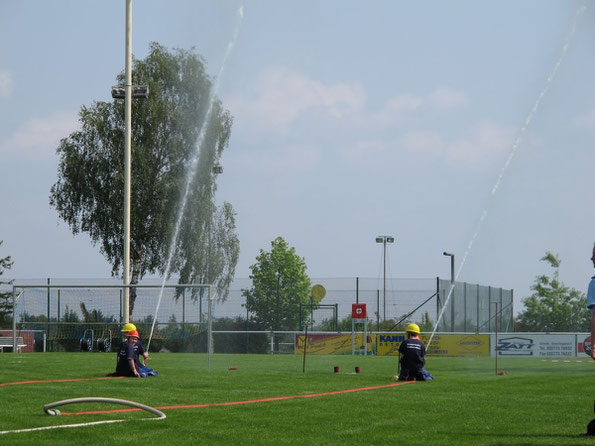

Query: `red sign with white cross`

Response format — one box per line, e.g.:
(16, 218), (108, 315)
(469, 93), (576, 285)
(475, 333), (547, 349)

(352, 303), (367, 319)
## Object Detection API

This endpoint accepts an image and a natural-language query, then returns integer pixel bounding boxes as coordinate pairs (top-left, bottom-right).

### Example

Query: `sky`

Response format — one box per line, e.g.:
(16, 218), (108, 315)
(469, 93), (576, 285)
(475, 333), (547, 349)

(0, 0), (594, 317)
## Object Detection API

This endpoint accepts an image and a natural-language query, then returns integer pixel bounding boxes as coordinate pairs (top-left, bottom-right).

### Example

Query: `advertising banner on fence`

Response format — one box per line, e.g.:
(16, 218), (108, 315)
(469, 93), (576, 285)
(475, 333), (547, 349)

(377, 333), (489, 357)
(301, 333), (491, 357)
(295, 333), (489, 356)
(491, 334), (577, 357)
(295, 333), (374, 355)
(296, 333), (590, 357)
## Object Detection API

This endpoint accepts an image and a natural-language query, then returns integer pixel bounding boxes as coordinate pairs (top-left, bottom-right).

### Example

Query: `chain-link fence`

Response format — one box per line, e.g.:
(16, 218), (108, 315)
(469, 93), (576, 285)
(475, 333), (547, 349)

(219, 277), (513, 334)
(436, 279), (514, 333)
(6, 277), (513, 353)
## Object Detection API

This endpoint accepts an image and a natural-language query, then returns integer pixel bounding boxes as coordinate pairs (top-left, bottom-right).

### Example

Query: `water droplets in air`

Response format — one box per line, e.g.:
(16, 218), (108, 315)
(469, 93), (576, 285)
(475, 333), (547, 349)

(426, 0), (587, 350)
(147, 5), (245, 351)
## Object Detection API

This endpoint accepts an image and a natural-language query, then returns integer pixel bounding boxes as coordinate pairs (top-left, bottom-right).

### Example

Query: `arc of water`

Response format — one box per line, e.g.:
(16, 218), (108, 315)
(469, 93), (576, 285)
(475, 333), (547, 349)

(147, 4), (245, 352)
(426, 1), (587, 351)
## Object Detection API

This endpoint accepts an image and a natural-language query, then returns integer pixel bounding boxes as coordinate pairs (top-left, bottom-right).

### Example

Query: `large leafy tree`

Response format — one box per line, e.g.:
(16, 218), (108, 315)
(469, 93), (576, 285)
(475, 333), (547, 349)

(49, 43), (239, 316)
(243, 237), (311, 330)
(0, 240), (13, 326)
(515, 252), (590, 332)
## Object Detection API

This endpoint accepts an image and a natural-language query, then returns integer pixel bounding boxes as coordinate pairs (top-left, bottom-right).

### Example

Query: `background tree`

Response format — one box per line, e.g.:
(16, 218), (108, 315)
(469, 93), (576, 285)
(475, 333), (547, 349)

(49, 43), (239, 316)
(515, 252), (590, 332)
(242, 237), (311, 331)
(419, 311), (434, 332)
(0, 240), (13, 327)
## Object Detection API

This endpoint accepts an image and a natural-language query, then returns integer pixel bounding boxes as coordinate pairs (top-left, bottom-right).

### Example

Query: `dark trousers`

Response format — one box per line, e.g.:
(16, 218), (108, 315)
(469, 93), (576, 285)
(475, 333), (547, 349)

(398, 360), (425, 381)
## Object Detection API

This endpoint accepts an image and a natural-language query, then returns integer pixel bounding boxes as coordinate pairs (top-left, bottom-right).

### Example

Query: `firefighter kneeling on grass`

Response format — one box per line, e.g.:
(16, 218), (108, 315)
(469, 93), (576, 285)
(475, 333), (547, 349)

(110, 329), (158, 378)
(398, 324), (426, 381)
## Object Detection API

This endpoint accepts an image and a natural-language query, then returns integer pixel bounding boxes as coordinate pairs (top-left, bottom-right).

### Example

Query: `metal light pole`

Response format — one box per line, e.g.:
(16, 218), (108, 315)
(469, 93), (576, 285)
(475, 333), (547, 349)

(443, 252), (455, 287)
(114, 0), (148, 323)
(122, 0), (133, 324)
(376, 236), (395, 321)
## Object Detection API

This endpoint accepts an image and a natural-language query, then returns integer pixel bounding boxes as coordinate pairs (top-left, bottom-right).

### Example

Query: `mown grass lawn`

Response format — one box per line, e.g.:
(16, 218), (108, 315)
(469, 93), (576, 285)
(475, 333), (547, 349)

(0, 352), (593, 445)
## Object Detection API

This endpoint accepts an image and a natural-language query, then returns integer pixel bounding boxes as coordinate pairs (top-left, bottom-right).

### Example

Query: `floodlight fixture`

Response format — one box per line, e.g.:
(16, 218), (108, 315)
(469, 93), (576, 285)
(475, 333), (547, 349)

(132, 85), (149, 98)
(111, 85), (149, 99)
(212, 165), (223, 174)
(111, 87), (125, 98)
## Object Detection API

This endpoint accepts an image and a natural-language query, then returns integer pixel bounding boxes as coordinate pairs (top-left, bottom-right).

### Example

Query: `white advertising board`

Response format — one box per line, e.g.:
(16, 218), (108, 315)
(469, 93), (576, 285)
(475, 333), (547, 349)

(491, 333), (579, 357)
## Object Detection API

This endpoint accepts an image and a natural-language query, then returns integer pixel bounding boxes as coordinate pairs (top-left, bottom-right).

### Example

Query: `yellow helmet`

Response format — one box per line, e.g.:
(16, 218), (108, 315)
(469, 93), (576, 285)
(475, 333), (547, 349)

(405, 323), (420, 334)
(121, 322), (137, 333)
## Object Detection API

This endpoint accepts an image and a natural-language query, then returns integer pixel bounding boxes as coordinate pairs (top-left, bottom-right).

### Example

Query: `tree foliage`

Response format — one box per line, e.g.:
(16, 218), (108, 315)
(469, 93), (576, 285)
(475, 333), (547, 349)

(79, 303), (117, 323)
(242, 237), (311, 330)
(515, 252), (590, 332)
(49, 43), (239, 316)
(419, 312), (434, 332)
(0, 240), (13, 326)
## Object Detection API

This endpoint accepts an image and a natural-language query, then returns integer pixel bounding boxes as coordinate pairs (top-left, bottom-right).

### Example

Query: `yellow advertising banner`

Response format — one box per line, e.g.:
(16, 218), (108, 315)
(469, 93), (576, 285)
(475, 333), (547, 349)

(295, 333), (489, 356)
(296, 333), (374, 355)
(377, 333), (489, 357)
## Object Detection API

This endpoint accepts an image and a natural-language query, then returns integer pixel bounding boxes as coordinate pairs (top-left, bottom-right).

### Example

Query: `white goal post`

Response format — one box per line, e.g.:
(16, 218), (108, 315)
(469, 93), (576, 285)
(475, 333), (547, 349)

(10, 283), (215, 355)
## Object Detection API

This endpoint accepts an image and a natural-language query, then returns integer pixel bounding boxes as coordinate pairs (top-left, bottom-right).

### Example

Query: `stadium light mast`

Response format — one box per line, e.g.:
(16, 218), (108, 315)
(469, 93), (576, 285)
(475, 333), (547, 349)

(114, 0), (149, 323)
(376, 236), (395, 321)
(122, 0), (133, 324)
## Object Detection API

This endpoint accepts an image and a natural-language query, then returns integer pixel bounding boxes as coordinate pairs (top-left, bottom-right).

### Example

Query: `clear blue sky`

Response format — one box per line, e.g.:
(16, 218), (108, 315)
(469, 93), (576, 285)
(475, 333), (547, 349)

(1, 1), (594, 316)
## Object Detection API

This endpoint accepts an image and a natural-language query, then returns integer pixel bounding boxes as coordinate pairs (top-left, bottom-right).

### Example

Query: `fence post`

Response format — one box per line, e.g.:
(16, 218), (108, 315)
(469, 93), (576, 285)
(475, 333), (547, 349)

(510, 289), (514, 330)
(476, 284), (480, 333)
(488, 287), (492, 332)
(57, 290), (61, 322)
(199, 286), (203, 324)
(499, 287), (503, 332)
(376, 290), (380, 331)
(182, 288), (186, 324)
(46, 278), (51, 349)
(451, 280), (455, 332)
(246, 306), (249, 354)
(494, 301), (499, 375)
(12, 286), (16, 353)
(207, 285), (214, 370)
(376, 290), (380, 354)
(463, 282), (467, 332)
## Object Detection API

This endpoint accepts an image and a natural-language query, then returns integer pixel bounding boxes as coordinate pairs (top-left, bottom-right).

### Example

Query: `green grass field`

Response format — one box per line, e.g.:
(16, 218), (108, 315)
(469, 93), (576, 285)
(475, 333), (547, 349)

(0, 352), (593, 445)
